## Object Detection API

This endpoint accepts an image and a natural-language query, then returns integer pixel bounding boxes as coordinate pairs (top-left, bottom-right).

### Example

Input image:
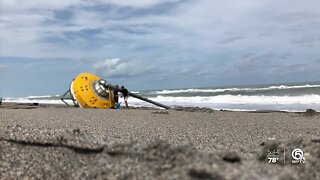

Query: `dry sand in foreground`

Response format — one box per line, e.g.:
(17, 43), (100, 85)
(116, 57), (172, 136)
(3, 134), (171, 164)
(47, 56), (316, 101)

(0, 104), (319, 179)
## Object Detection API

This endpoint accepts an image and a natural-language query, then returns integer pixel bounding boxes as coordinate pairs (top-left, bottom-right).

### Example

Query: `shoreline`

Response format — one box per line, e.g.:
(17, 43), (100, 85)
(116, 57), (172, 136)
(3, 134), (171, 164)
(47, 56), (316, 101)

(0, 102), (317, 114)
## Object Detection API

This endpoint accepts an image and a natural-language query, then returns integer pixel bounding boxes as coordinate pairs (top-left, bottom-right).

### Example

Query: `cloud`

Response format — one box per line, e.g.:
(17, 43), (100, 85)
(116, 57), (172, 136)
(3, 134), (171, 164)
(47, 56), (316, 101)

(235, 52), (292, 73)
(1, 0), (320, 59)
(1, 0), (320, 91)
(0, 64), (7, 71)
(0, 0), (83, 11)
(93, 58), (155, 78)
(0, 0), (181, 10)
(217, 36), (243, 44)
(99, 0), (181, 8)
(290, 36), (320, 47)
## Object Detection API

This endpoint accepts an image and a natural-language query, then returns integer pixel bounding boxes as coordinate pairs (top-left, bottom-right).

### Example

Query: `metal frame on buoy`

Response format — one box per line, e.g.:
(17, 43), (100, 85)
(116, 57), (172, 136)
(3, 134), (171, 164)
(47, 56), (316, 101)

(61, 80), (79, 107)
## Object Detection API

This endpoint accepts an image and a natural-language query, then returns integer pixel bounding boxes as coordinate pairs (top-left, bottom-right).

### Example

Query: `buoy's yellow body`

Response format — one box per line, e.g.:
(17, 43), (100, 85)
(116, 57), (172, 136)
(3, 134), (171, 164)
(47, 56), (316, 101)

(71, 72), (115, 108)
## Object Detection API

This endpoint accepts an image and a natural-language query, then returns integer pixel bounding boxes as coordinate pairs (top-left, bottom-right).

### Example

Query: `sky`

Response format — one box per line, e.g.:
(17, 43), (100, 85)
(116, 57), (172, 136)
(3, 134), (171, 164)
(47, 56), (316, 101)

(0, 0), (319, 97)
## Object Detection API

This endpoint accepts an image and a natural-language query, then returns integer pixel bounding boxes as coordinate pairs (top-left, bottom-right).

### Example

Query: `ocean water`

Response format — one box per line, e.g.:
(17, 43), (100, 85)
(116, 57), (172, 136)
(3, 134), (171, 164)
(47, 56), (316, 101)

(2, 82), (320, 112)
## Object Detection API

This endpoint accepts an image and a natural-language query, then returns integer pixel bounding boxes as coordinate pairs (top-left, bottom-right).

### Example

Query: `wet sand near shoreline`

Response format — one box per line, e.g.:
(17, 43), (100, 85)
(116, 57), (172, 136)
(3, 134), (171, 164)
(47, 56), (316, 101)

(0, 103), (319, 179)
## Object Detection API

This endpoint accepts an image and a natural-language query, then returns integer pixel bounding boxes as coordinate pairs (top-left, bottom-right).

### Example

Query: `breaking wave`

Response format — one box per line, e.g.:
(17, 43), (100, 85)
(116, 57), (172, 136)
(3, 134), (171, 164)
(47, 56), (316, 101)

(128, 94), (320, 112)
(152, 84), (320, 94)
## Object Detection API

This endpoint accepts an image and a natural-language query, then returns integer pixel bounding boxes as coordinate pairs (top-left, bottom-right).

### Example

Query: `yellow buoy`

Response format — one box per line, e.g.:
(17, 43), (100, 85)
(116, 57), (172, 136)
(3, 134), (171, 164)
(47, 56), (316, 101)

(61, 72), (170, 109)
(70, 72), (115, 108)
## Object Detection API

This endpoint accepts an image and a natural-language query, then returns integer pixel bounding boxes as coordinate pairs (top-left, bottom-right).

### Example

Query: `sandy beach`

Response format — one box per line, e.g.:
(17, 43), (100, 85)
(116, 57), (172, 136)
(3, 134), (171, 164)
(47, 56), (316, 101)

(0, 103), (319, 179)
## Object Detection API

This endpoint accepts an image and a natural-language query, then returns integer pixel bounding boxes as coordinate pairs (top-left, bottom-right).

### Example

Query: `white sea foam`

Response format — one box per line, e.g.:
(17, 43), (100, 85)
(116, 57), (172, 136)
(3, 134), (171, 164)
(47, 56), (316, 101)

(125, 94), (320, 112)
(153, 84), (320, 94)
(3, 98), (69, 104)
(149, 95), (320, 104)
(25, 95), (56, 99)
(131, 91), (140, 94)
(4, 95), (57, 100)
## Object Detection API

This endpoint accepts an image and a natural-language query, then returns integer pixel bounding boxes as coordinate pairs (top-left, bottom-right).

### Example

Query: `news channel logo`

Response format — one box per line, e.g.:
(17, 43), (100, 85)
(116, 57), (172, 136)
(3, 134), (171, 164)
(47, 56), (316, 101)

(291, 148), (305, 164)
(266, 148), (306, 164)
